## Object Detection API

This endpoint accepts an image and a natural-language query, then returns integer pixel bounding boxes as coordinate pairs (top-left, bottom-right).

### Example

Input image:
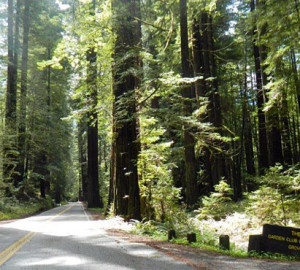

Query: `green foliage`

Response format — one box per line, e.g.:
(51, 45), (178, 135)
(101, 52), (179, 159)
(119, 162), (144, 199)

(134, 220), (169, 240)
(246, 165), (300, 226)
(246, 186), (286, 225)
(0, 196), (54, 221)
(139, 116), (182, 224)
(196, 180), (235, 220)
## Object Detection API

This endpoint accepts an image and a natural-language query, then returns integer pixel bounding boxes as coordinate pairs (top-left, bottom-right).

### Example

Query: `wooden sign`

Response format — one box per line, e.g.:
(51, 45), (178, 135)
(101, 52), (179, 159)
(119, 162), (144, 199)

(262, 224), (300, 257)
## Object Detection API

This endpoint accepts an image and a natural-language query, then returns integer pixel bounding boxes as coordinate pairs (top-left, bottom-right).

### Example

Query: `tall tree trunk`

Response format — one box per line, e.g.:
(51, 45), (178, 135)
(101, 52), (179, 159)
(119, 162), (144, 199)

(250, 0), (269, 174)
(39, 48), (52, 198)
(198, 11), (223, 190)
(258, 1), (283, 166)
(6, 0), (17, 127)
(281, 90), (292, 165)
(13, 0), (20, 79)
(86, 50), (103, 208)
(242, 73), (256, 177)
(291, 114), (299, 162)
(208, 15), (227, 182)
(86, 0), (103, 208)
(192, 15), (213, 194)
(112, 0), (141, 220)
(192, 19), (204, 99)
(106, 103), (115, 215)
(78, 118), (88, 202)
(268, 108), (283, 166)
(291, 50), (300, 111)
(17, 0), (30, 185)
(4, 0), (18, 182)
(179, 0), (198, 206)
(38, 154), (46, 198)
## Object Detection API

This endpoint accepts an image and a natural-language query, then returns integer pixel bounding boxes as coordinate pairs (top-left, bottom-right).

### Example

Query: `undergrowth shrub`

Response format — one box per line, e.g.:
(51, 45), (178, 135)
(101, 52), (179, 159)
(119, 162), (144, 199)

(139, 116), (182, 224)
(246, 165), (300, 226)
(196, 180), (235, 220)
(0, 195), (54, 220)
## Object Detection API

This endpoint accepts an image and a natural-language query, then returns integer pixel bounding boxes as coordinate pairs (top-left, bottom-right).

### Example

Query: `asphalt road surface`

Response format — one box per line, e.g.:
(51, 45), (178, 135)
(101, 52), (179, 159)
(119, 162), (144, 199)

(0, 202), (195, 270)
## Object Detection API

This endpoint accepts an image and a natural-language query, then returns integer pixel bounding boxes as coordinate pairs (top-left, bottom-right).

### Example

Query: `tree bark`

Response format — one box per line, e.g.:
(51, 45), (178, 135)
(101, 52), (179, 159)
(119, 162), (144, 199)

(78, 118), (88, 202)
(16, 0), (30, 185)
(86, 47), (103, 208)
(6, 0), (17, 127)
(179, 0), (198, 206)
(250, 0), (269, 174)
(258, 1), (283, 166)
(107, 103), (115, 215)
(291, 50), (300, 111)
(208, 15), (227, 182)
(86, 0), (103, 208)
(40, 48), (52, 197)
(192, 15), (213, 194)
(4, 0), (18, 182)
(112, 0), (141, 219)
(242, 73), (256, 176)
(281, 90), (292, 165)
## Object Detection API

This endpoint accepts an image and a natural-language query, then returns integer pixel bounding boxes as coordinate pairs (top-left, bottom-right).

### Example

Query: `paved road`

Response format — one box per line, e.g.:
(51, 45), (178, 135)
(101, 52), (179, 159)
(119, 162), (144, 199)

(0, 202), (194, 269)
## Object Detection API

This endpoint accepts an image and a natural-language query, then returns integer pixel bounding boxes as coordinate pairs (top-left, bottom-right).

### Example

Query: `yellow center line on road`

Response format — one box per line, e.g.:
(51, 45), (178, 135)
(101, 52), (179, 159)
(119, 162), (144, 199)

(0, 232), (35, 266)
(0, 204), (75, 266)
(47, 204), (74, 222)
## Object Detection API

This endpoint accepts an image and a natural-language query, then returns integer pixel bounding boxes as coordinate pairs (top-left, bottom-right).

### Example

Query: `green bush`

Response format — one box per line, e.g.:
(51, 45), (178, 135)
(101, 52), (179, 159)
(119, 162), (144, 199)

(246, 165), (300, 226)
(0, 195), (54, 221)
(196, 180), (235, 220)
(139, 116), (182, 223)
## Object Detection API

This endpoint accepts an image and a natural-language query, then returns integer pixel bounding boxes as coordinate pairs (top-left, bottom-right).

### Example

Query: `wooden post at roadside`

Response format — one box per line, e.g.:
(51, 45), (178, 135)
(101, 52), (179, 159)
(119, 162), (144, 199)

(219, 235), (230, 250)
(248, 235), (262, 253)
(187, 233), (196, 243)
(168, 230), (176, 241)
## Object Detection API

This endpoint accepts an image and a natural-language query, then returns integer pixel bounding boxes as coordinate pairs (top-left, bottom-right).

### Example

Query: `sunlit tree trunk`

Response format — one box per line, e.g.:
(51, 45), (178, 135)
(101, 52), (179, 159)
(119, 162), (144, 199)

(86, 0), (103, 208)
(78, 118), (88, 202)
(112, 0), (141, 219)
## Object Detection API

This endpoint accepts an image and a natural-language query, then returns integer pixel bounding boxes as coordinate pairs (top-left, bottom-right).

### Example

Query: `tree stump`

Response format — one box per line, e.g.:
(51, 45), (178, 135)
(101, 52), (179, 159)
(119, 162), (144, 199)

(219, 235), (230, 250)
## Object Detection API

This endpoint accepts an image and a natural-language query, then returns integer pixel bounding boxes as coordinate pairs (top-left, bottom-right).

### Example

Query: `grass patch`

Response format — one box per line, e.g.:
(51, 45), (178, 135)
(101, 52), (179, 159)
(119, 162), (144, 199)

(87, 207), (104, 213)
(86, 207), (105, 220)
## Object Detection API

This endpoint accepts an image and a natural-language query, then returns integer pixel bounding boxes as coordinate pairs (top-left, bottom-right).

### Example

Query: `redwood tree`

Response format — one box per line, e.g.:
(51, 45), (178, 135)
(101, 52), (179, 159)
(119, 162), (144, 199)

(86, 0), (103, 208)
(112, 0), (142, 219)
(180, 0), (198, 206)
(17, 0), (30, 185)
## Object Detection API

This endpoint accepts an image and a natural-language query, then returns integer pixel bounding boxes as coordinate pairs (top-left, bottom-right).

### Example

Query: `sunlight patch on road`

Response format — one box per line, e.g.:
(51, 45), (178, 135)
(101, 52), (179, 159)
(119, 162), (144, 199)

(24, 256), (88, 266)
(126, 247), (161, 258)
(115, 242), (162, 258)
